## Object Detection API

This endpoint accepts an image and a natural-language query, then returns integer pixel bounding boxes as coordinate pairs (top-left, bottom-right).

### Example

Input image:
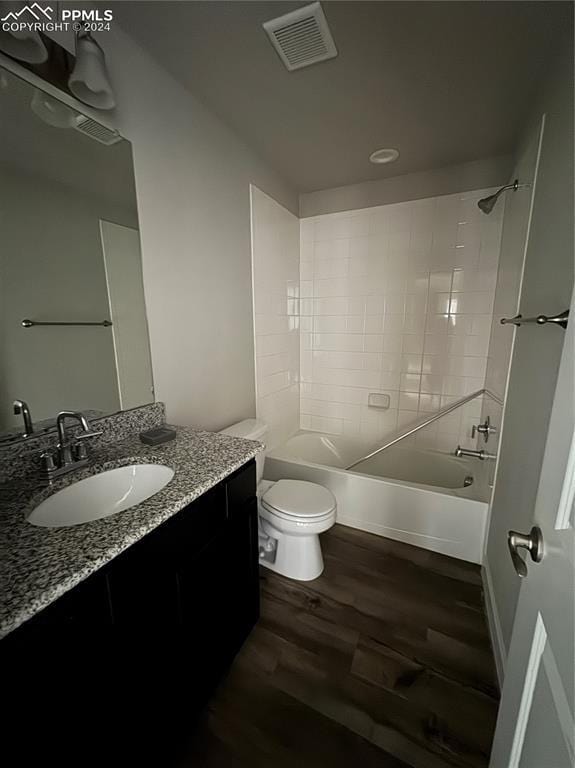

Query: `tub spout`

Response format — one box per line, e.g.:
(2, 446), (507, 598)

(455, 446), (497, 461)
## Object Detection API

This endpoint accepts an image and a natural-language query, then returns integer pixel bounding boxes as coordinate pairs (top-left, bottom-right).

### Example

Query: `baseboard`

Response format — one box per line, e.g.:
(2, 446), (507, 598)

(482, 561), (507, 688)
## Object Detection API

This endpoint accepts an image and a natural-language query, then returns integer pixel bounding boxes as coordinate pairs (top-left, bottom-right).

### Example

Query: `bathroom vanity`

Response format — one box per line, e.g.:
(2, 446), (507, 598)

(5, 459), (259, 718)
(0, 424), (262, 761)
(0, 58), (263, 763)
(5, 459), (258, 644)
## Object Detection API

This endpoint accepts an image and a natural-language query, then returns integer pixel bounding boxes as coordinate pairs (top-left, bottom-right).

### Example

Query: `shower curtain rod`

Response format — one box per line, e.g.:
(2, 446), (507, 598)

(346, 388), (498, 470)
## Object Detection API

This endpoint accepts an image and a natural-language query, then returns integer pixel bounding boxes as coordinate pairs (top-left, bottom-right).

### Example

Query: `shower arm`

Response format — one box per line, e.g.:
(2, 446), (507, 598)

(345, 388), (500, 471)
(499, 180), (520, 194)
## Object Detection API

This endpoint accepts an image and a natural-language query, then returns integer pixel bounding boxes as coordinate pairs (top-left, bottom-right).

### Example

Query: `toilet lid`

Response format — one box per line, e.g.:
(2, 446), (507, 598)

(261, 480), (336, 519)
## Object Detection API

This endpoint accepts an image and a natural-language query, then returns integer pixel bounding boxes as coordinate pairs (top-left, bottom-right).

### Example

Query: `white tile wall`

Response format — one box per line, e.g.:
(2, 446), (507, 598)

(300, 189), (504, 443)
(251, 186), (300, 451)
(398, 394), (484, 453)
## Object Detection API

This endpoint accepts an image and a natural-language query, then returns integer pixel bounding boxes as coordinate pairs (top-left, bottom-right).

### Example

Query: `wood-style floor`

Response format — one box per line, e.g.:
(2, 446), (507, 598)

(184, 525), (500, 768)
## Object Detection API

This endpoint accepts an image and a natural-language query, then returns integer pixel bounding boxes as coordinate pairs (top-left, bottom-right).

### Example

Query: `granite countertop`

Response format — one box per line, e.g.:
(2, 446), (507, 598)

(0, 427), (263, 638)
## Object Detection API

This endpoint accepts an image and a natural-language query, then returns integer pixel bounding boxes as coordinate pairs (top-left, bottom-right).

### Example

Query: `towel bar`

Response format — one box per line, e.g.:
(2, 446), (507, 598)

(22, 319), (113, 328)
(500, 309), (568, 329)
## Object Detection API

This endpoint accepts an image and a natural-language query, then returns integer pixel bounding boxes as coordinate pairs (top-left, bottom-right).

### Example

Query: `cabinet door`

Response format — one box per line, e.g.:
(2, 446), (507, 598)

(224, 497), (260, 656)
(176, 461), (257, 633)
(108, 484), (227, 630)
(224, 460), (259, 652)
(176, 500), (259, 701)
(106, 526), (180, 629)
(2, 566), (113, 644)
(176, 532), (230, 706)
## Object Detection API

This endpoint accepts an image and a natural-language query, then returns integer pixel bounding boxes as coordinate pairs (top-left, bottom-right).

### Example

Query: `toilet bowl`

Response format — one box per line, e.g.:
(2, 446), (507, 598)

(219, 420), (337, 581)
(259, 478), (336, 580)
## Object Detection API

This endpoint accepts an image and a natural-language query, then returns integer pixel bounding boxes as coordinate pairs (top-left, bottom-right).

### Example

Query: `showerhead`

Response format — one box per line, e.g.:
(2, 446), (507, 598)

(478, 179), (520, 214)
(478, 193), (501, 215)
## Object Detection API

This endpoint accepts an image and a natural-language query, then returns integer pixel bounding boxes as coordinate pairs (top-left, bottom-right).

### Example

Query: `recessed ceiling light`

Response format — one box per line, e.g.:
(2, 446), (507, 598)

(369, 148), (400, 165)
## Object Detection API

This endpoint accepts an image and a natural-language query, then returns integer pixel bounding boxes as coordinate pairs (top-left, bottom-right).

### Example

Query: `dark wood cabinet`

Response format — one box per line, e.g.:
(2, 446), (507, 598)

(2, 460), (259, 764)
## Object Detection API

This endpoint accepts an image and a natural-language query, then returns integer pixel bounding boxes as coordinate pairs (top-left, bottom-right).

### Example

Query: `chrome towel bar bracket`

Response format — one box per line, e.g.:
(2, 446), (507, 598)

(500, 309), (569, 329)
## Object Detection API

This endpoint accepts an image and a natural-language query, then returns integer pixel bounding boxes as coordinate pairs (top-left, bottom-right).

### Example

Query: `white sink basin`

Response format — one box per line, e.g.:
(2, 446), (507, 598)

(27, 464), (175, 528)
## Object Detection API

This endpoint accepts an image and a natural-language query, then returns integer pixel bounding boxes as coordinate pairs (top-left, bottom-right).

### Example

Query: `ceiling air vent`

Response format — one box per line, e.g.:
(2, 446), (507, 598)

(263, 2), (338, 72)
(73, 115), (122, 146)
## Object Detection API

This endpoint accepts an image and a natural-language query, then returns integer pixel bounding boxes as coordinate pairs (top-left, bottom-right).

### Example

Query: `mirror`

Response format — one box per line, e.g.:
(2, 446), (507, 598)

(0, 68), (154, 442)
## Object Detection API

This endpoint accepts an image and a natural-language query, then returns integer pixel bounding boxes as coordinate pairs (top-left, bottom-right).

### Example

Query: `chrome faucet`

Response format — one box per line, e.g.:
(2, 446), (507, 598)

(455, 445), (497, 461)
(57, 411), (94, 464)
(13, 399), (34, 437)
(40, 411), (102, 483)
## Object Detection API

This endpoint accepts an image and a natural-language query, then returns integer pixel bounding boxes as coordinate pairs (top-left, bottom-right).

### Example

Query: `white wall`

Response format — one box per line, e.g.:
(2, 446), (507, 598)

(26, 17), (298, 431)
(250, 186), (300, 451)
(107, 27), (298, 431)
(0, 167), (136, 428)
(478, 118), (544, 489)
(485, 36), (574, 658)
(299, 189), (503, 445)
(299, 156), (513, 217)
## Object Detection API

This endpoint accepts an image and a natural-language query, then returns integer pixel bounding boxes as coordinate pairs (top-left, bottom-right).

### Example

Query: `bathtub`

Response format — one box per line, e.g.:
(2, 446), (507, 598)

(265, 426), (491, 564)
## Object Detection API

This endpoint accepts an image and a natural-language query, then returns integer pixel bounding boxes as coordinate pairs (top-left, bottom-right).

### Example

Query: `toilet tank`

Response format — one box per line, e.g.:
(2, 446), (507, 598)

(219, 418), (268, 484)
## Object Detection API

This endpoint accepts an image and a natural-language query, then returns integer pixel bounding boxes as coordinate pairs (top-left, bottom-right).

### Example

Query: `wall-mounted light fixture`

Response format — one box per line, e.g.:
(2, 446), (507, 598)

(0, 2), (48, 63)
(31, 87), (75, 128)
(68, 30), (115, 110)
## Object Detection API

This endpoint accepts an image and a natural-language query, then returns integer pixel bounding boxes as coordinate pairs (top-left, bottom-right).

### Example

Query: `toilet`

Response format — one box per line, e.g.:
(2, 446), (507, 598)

(220, 419), (336, 581)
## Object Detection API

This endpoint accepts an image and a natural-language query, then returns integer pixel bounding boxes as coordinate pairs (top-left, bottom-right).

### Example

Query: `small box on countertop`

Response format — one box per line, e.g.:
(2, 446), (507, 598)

(139, 426), (177, 445)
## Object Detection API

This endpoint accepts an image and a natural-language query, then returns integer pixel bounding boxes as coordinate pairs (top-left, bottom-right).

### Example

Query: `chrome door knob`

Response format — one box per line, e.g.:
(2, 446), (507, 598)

(508, 526), (544, 578)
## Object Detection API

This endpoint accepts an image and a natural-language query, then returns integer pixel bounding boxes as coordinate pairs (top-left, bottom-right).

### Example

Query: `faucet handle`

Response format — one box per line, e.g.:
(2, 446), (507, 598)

(472, 416), (496, 443)
(73, 430), (102, 461)
(75, 430), (103, 441)
(72, 431), (101, 461)
(40, 450), (57, 468)
(39, 449), (58, 479)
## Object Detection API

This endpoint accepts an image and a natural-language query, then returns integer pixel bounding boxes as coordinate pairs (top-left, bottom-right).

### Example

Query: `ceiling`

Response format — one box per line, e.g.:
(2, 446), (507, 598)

(115, 1), (571, 193)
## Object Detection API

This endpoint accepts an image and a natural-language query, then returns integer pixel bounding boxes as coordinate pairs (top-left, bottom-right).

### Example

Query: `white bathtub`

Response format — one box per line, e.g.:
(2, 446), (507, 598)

(265, 430), (490, 564)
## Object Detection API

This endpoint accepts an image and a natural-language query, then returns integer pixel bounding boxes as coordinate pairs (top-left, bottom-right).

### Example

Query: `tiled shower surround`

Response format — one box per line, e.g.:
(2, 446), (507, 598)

(252, 186), (504, 448)
(251, 186), (300, 451)
(299, 190), (503, 443)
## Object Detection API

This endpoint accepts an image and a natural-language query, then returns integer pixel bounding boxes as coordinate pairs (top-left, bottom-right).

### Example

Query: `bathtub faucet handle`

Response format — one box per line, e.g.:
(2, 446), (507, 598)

(471, 416), (496, 443)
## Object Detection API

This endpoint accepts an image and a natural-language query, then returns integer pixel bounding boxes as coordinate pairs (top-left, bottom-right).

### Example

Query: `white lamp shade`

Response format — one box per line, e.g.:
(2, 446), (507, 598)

(0, 27), (48, 64)
(68, 32), (115, 111)
(31, 88), (76, 128)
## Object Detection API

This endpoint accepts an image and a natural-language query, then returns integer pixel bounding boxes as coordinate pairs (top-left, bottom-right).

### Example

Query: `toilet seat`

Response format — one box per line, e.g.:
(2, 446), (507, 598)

(261, 479), (336, 520)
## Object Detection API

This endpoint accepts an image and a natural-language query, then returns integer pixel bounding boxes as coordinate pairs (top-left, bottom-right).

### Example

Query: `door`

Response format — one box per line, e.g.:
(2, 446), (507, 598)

(489, 288), (574, 767)
(99, 220), (154, 409)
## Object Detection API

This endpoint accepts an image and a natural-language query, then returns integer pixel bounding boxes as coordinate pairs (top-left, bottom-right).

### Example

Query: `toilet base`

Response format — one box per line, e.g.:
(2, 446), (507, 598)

(259, 520), (325, 581)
